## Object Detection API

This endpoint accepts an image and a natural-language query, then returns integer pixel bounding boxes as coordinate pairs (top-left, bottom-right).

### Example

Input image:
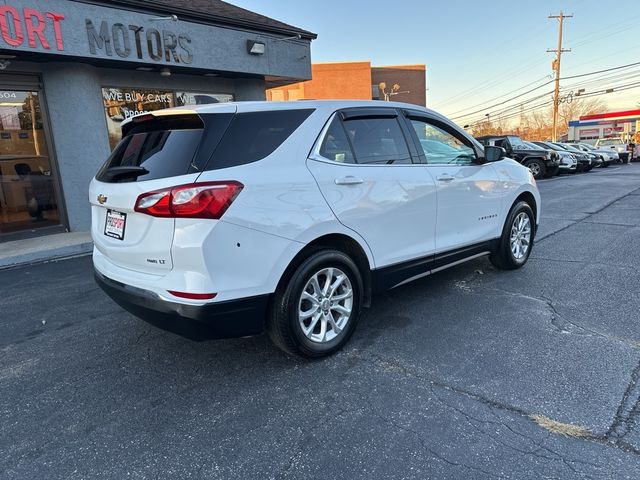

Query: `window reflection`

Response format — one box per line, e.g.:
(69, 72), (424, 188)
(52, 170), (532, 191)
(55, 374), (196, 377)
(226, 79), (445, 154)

(0, 91), (59, 236)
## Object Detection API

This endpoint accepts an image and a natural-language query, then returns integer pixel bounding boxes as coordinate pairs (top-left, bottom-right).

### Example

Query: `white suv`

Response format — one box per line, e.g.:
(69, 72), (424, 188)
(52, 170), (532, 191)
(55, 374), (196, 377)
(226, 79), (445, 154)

(90, 101), (540, 357)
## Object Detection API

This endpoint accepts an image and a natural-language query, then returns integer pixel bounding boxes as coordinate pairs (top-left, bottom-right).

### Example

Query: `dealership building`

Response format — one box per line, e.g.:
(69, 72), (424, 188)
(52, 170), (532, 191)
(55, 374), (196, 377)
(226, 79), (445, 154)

(0, 0), (314, 243)
(567, 109), (640, 142)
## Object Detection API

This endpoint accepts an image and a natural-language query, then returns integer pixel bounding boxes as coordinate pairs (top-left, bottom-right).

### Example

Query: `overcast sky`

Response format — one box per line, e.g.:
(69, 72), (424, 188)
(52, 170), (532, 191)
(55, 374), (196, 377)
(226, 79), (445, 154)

(231, 0), (639, 123)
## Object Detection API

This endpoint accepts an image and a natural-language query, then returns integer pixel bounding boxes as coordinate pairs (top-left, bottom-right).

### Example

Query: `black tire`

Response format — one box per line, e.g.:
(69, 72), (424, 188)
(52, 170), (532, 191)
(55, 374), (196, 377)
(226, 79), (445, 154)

(267, 249), (363, 358)
(490, 201), (535, 270)
(601, 161), (609, 168)
(524, 159), (545, 180)
(544, 165), (560, 178)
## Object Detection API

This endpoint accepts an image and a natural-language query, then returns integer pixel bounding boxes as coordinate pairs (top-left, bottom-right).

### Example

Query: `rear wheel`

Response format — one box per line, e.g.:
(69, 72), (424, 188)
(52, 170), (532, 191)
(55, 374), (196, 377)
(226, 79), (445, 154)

(524, 159), (545, 180)
(267, 250), (363, 358)
(490, 201), (535, 270)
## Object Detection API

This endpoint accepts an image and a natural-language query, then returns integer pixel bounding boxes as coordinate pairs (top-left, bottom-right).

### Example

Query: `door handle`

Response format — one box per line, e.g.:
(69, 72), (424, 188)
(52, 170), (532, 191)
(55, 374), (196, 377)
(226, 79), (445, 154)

(334, 176), (364, 186)
(436, 174), (455, 182)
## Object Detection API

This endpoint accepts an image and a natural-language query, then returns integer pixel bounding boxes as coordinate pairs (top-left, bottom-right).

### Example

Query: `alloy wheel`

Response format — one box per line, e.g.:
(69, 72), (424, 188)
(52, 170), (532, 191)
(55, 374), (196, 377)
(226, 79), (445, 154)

(510, 212), (531, 260)
(298, 267), (353, 343)
(528, 162), (541, 176)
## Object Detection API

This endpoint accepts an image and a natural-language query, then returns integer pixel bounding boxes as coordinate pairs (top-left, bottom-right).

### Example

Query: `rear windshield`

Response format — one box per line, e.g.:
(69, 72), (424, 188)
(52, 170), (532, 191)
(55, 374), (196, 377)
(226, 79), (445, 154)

(597, 139), (621, 146)
(204, 109), (314, 170)
(96, 114), (204, 183)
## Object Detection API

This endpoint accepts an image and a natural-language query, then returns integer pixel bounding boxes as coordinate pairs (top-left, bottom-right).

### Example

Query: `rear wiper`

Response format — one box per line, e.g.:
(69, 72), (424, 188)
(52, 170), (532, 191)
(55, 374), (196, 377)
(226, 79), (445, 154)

(102, 166), (149, 181)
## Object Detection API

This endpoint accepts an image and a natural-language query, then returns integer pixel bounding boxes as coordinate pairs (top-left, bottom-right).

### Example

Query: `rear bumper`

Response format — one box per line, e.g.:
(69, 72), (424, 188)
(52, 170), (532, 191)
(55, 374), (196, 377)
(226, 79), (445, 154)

(95, 269), (269, 340)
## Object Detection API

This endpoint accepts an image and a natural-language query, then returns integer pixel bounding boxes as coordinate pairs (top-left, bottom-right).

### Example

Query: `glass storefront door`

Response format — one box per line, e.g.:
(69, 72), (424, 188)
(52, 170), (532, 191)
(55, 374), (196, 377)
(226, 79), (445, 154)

(0, 89), (61, 238)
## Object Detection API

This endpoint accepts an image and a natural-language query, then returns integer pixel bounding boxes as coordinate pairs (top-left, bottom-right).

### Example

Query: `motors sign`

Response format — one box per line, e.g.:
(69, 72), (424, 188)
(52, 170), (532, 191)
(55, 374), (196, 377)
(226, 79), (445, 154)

(86, 20), (192, 64)
(0, 4), (192, 64)
(0, 0), (312, 79)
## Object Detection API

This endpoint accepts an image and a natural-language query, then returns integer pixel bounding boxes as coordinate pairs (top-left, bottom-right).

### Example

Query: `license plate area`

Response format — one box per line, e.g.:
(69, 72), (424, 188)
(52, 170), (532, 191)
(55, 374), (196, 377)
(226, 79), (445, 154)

(104, 209), (127, 240)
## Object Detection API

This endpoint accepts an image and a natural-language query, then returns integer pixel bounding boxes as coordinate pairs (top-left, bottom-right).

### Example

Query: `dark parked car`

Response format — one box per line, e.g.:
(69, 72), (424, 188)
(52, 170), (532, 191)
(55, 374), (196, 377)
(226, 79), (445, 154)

(530, 141), (577, 173)
(551, 142), (593, 172)
(568, 142), (615, 167)
(476, 135), (559, 179)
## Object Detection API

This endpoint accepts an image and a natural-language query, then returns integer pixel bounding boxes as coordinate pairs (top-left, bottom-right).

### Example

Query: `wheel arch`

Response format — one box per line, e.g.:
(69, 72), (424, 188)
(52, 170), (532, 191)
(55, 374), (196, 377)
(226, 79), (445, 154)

(512, 190), (538, 230)
(275, 233), (374, 308)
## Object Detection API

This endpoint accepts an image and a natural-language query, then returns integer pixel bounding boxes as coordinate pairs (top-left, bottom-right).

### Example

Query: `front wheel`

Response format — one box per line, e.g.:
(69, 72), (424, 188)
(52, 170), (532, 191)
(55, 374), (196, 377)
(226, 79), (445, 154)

(267, 250), (363, 358)
(490, 201), (535, 270)
(524, 159), (545, 180)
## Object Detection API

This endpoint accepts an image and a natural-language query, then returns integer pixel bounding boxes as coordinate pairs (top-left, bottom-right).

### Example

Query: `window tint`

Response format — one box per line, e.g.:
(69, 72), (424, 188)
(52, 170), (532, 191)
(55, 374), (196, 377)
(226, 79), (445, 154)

(342, 117), (411, 165)
(319, 116), (355, 163)
(410, 119), (476, 165)
(97, 125), (203, 183)
(206, 109), (314, 170)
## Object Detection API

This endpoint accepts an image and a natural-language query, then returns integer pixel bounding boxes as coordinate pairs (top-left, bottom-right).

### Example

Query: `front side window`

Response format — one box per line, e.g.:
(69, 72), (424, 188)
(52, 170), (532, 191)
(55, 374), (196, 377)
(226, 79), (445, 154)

(410, 119), (476, 165)
(342, 117), (411, 165)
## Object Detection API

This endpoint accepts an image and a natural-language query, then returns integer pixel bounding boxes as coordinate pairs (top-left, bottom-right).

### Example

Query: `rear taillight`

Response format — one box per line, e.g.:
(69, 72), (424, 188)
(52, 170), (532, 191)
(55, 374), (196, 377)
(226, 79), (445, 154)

(167, 290), (217, 300)
(134, 181), (243, 219)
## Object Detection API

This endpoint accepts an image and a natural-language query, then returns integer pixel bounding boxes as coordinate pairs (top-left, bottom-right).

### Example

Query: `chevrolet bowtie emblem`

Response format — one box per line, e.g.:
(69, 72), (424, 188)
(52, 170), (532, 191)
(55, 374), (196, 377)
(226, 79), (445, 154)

(97, 194), (108, 205)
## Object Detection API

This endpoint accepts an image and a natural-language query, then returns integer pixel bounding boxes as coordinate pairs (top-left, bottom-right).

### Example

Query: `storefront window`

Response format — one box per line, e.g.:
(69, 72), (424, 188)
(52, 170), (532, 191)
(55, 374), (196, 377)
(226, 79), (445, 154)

(0, 90), (60, 236)
(102, 88), (175, 149)
(102, 88), (234, 149)
(175, 92), (234, 106)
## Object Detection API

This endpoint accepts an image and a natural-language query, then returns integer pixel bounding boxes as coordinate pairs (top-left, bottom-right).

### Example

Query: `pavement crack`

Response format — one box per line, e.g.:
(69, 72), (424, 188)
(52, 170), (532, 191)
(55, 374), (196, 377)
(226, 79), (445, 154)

(429, 384), (598, 478)
(605, 360), (640, 443)
(369, 409), (510, 479)
(482, 287), (640, 348)
(350, 350), (640, 459)
(536, 187), (640, 242)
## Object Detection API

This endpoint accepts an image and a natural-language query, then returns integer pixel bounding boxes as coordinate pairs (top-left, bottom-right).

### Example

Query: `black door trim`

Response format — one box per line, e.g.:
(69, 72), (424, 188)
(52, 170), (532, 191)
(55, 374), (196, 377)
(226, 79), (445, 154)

(371, 239), (499, 292)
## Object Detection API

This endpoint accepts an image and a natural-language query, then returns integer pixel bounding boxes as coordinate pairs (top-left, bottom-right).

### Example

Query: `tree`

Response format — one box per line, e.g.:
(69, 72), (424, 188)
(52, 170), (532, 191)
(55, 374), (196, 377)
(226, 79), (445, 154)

(519, 97), (608, 140)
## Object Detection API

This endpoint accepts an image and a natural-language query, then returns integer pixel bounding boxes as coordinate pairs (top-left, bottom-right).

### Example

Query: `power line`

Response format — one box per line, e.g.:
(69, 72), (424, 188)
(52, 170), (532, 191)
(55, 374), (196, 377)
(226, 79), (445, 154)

(445, 75), (552, 117)
(449, 59), (640, 122)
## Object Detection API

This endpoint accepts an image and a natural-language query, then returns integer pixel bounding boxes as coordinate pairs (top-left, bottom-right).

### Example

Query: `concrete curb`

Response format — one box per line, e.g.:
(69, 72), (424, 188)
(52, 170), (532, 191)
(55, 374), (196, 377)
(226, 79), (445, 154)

(0, 232), (93, 270)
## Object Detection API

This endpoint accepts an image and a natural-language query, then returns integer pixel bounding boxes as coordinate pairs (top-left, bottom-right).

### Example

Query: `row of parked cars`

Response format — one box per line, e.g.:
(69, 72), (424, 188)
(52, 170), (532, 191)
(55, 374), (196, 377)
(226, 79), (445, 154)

(476, 135), (620, 180)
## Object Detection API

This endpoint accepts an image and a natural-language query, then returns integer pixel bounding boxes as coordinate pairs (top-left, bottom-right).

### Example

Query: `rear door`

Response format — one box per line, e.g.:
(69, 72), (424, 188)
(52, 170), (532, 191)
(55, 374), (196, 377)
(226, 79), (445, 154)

(307, 108), (438, 268)
(89, 107), (235, 274)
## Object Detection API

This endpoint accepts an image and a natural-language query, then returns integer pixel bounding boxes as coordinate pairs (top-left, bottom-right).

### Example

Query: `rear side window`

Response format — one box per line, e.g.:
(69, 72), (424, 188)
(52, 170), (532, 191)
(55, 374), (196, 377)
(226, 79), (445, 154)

(342, 117), (411, 165)
(319, 116), (355, 164)
(205, 109), (314, 170)
(97, 114), (204, 183)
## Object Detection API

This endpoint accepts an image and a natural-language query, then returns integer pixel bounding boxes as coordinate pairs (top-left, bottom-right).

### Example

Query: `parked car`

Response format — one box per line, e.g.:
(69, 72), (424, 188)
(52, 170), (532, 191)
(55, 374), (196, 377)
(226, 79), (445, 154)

(475, 134), (559, 179)
(595, 137), (628, 162)
(552, 142), (593, 172)
(569, 142), (617, 167)
(90, 101), (540, 357)
(558, 143), (602, 169)
(522, 142), (561, 176)
(530, 141), (577, 173)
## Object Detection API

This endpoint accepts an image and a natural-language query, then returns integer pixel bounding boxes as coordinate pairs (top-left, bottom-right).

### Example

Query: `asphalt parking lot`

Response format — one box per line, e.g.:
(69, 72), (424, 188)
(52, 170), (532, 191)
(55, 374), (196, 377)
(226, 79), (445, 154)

(2, 164), (640, 479)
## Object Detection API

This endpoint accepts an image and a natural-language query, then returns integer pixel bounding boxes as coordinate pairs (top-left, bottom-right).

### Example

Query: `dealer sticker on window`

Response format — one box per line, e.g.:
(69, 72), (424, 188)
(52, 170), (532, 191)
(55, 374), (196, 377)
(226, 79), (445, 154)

(104, 209), (127, 240)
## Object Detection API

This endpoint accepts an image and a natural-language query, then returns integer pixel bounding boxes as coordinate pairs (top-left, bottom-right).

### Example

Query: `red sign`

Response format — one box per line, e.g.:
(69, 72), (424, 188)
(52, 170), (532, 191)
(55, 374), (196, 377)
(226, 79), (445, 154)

(579, 128), (599, 137)
(0, 6), (65, 51)
(604, 127), (624, 135)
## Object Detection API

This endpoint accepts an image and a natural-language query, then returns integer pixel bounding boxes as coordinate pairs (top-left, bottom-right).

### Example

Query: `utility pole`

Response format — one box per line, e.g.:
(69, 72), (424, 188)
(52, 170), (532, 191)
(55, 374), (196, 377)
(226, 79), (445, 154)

(548, 11), (572, 141)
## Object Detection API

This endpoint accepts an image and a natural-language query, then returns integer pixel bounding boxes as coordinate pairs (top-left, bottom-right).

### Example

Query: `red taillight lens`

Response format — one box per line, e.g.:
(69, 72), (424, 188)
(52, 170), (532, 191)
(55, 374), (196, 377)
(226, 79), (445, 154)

(134, 182), (243, 219)
(167, 290), (217, 300)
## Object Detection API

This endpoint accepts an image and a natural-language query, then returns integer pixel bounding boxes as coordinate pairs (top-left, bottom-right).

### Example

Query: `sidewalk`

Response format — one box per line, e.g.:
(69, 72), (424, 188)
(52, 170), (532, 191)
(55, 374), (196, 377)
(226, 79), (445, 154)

(0, 232), (93, 270)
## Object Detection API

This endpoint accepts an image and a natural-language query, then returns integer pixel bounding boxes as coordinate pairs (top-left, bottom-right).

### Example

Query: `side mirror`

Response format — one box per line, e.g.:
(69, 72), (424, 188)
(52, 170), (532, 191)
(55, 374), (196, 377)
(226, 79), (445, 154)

(482, 145), (506, 163)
